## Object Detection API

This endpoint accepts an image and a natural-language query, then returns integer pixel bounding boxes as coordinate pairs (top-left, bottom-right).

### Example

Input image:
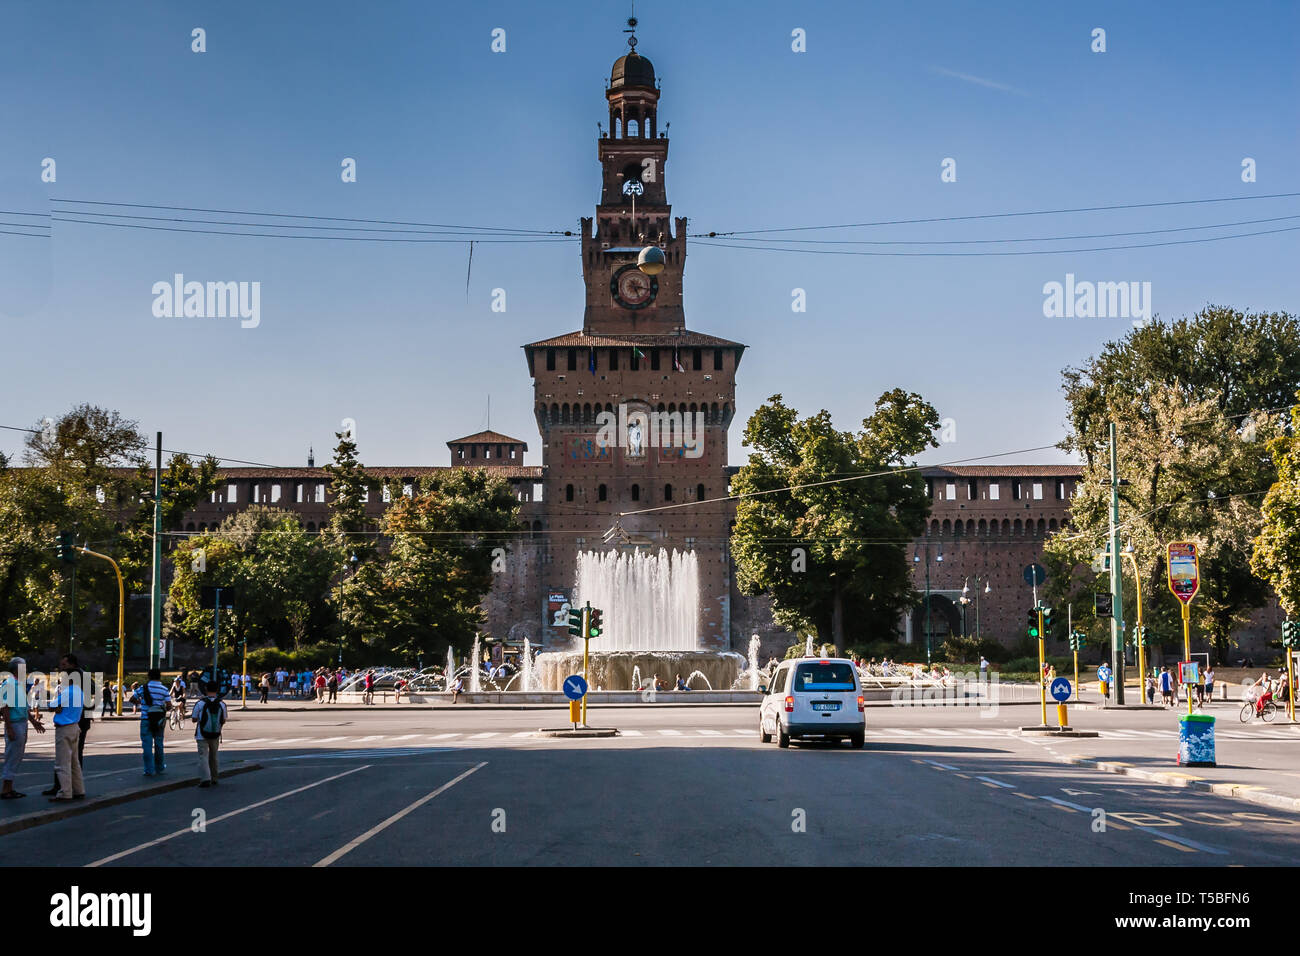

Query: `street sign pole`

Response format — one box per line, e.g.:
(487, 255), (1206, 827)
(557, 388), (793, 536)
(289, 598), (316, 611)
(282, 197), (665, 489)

(1037, 608), (1047, 726)
(1108, 422), (1126, 705)
(581, 602), (591, 727)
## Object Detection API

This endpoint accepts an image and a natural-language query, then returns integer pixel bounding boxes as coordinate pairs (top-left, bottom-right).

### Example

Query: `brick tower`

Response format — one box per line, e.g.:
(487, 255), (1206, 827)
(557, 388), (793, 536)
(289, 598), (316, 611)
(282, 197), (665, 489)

(523, 21), (745, 651)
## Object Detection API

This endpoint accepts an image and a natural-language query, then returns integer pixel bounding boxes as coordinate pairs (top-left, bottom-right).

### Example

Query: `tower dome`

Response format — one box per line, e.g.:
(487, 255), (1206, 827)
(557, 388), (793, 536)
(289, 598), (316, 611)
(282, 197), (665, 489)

(611, 51), (655, 90)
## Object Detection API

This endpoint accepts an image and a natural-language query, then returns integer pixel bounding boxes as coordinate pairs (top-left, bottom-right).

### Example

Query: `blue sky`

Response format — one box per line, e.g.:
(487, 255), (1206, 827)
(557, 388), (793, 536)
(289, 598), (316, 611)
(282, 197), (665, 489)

(2, 0), (1296, 470)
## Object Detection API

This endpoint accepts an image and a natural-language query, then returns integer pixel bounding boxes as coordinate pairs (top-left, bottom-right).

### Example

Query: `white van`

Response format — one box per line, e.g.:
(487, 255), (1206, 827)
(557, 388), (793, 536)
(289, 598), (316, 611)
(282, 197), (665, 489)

(760, 658), (865, 748)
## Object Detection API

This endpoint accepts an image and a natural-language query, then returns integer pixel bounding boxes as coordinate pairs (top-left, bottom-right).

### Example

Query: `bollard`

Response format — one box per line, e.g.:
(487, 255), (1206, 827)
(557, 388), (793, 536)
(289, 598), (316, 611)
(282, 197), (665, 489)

(1099, 680), (1109, 699)
(1057, 702), (1068, 728)
(569, 699), (581, 726)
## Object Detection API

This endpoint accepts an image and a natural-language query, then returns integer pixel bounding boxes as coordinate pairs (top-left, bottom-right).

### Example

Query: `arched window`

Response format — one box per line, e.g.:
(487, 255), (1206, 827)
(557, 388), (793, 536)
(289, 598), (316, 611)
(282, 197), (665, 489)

(1013, 519), (1023, 535)
(977, 519), (987, 534)
(664, 484), (673, 501)
(627, 119), (639, 137)
(306, 522), (315, 532)
(631, 484), (640, 502)
(565, 484), (575, 502)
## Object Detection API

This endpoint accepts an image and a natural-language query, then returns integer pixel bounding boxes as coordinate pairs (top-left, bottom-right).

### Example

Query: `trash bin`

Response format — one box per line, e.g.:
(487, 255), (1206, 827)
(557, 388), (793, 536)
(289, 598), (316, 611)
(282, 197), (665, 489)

(1177, 713), (1216, 767)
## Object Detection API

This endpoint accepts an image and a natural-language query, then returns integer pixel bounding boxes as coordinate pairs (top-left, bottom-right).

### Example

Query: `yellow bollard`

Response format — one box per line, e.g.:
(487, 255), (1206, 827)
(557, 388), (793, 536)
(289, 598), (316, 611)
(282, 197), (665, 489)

(1057, 702), (1069, 728)
(569, 699), (581, 725)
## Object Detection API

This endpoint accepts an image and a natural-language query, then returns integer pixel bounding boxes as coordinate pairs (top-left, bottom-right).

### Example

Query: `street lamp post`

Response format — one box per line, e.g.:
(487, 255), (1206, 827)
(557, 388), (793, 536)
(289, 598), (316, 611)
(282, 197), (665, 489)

(959, 578), (971, 640)
(914, 541), (943, 667)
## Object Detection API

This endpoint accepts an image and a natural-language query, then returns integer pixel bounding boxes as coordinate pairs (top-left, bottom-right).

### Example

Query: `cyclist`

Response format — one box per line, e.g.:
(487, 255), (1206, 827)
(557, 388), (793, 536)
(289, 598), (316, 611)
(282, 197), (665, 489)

(169, 675), (188, 729)
(1252, 673), (1274, 717)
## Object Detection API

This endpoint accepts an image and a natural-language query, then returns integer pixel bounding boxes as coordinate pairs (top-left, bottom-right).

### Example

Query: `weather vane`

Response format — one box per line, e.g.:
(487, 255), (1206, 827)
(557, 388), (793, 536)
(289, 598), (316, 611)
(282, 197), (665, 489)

(624, 8), (637, 50)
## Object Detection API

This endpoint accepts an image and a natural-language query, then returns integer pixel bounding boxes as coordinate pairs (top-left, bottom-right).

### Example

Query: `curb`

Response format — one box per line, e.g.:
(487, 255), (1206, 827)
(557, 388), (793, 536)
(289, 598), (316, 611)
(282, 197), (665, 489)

(533, 728), (620, 738)
(0, 761), (262, 837)
(1052, 753), (1300, 813)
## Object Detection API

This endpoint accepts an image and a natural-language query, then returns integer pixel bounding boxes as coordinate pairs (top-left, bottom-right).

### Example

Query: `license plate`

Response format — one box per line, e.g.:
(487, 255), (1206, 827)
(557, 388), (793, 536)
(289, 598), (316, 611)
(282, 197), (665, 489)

(812, 702), (840, 712)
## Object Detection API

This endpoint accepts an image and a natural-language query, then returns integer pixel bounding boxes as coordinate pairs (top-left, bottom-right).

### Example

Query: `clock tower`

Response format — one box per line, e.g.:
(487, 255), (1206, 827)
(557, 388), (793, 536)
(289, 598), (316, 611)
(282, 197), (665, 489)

(582, 19), (685, 336)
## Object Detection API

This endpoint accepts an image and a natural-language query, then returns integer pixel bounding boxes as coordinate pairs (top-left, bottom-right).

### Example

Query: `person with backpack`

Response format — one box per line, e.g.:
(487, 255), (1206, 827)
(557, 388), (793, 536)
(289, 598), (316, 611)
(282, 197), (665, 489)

(192, 683), (227, 788)
(131, 668), (171, 776)
(259, 673), (270, 704)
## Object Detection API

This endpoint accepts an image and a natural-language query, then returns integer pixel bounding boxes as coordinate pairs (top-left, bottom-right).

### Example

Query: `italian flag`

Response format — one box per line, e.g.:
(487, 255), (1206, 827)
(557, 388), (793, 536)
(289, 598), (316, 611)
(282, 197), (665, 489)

(632, 346), (646, 361)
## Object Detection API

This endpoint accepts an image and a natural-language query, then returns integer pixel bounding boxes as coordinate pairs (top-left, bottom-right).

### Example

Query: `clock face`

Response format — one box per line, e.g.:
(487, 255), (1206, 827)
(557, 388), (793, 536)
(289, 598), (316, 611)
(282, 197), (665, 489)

(611, 263), (657, 310)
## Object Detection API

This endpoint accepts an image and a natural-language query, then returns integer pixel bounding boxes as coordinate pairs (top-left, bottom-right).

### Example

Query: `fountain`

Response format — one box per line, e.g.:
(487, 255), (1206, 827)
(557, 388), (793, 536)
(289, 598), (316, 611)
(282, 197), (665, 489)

(804, 635), (814, 657)
(521, 638), (534, 692)
(748, 634), (761, 690)
(445, 646), (456, 691)
(469, 636), (482, 693)
(533, 547), (743, 690)
(684, 670), (712, 690)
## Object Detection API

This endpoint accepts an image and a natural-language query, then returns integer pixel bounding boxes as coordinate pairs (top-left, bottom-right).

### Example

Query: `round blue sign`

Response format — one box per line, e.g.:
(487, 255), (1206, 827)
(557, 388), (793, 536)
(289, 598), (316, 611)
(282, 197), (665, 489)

(1049, 677), (1072, 702)
(562, 674), (588, 700)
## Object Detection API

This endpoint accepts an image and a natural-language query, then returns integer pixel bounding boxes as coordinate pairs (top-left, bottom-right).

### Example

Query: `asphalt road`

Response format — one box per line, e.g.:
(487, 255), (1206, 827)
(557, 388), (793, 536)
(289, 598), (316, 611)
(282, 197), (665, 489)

(5, 700), (1299, 866)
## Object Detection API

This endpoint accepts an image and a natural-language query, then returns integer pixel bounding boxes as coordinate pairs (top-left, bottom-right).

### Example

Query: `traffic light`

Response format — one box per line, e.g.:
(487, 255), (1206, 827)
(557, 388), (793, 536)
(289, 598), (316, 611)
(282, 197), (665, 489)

(1041, 606), (1055, 639)
(567, 606), (583, 638)
(1135, 625), (1149, 648)
(1026, 608), (1040, 639)
(1069, 629), (1086, 651)
(588, 608), (603, 639)
(1283, 620), (1297, 648)
(55, 530), (77, 565)
(105, 635), (119, 657)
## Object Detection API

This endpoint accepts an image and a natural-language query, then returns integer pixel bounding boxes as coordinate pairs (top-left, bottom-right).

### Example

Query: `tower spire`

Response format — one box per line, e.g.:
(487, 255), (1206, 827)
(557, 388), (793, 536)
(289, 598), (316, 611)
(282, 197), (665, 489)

(624, 8), (637, 51)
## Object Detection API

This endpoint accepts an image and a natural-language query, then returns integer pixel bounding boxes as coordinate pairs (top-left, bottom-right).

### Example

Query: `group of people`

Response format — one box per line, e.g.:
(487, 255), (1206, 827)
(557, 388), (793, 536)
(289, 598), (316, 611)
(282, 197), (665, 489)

(0, 655), (230, 801)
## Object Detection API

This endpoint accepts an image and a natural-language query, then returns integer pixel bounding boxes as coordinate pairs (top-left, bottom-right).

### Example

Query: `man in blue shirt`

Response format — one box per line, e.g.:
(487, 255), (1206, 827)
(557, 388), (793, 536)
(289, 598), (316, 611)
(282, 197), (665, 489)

(131, 668), (171, 776)
(46, 661), (86, 801)
(2, 658), (46, 799)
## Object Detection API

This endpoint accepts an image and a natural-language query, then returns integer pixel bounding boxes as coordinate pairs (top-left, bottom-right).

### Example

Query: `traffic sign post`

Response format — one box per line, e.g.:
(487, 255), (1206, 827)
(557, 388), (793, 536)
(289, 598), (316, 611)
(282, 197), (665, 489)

(1167, 542), (1200, 719)
(563, 674), (588, 729)
(1050, 677), (1072, 729)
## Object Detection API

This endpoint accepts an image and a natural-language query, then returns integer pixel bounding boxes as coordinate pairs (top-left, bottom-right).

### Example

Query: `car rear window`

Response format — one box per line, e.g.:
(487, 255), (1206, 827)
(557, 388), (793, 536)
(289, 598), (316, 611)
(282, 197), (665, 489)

(793, 662), (857, 691)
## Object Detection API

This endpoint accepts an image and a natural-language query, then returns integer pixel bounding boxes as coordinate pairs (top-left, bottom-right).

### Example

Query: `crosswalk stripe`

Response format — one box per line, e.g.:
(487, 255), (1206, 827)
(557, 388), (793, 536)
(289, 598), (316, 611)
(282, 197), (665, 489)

(732, 729), (752, 735)
(467, 732), (499, 739)
(621, 729), (644, 736)
(357, 735), (384, 742)
(275, 738), (305, 745)
(879, 728), (920, 736)
(316, 736), (346, 743)
(511, 731), (534, 738)
(696, 729), (725, 736)
(392, 734), (422, 740)
(658, 729), (683, 736)
(429, 733), (461, 739)
(927, 729), (961, 736)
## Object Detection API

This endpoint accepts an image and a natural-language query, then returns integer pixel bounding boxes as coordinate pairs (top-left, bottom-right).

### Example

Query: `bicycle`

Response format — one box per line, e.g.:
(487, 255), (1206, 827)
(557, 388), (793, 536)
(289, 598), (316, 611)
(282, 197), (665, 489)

(167, 701), (188, 731)
(1239, 698), (1277, 722)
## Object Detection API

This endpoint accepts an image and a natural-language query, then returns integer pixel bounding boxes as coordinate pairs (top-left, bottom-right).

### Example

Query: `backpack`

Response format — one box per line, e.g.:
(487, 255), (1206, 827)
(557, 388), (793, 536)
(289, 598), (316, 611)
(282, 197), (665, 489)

(142, 682), (167, 734)
(198, 698), (224, 740)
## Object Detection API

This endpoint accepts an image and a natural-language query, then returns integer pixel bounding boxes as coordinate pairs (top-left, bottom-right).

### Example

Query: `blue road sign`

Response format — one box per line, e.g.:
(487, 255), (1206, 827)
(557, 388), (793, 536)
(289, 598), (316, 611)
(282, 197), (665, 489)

(1049, 677), (1072, 702)
(1023, 564), (1047, 586)
(562, 674), (588, 700)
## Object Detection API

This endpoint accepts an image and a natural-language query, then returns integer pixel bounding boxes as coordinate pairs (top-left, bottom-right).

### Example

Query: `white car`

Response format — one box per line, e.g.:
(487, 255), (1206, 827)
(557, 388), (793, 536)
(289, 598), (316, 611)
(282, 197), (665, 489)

(760, 657), (865, 748)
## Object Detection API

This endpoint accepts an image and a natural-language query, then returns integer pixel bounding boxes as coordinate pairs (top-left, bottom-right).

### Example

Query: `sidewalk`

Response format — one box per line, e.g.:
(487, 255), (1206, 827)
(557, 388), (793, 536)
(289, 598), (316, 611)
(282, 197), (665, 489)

(0, 760), (260, 837)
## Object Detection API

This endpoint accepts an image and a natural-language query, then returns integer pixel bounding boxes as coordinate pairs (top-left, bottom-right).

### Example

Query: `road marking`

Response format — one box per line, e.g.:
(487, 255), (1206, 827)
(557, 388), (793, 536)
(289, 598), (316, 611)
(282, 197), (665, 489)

(696, 729), (725, 736)
(467, 732), (499, 739)
(1013, 792), (1036, 800)
(954, 773), (970, 779)
(880, 728), (920, 736)
(1036, 795), (1090, 812)
(357, 735), (384, 742)
(620, 729), (644, 736)
(87, 765), (370, 867)
(511, 731), (534, 738)
(391, 734), (422, 741)
(315, 762), (487, 867)
(316, 736), (347, 743)
(1154, 838), (1196, 853)
(975, 776), (1016, 789)
(658, 729), (684, 736)
(921, 759), (959, 770)
(428, 733), (461, 739)
(732, 729), (752, 735)
(274, 738), (305, 745)
(927, 729), (962, 736)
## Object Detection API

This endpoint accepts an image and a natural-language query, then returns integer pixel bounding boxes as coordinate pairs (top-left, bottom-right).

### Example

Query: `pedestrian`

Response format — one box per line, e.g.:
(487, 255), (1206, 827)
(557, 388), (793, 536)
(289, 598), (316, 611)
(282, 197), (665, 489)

(275, 668), (286, 698)
(2, 658), (46, 800)
(315, 670), (327, 703)
(100, 681), (113, 716)
(259, 673), (270, 704)
(131, 667), (170, 776)
(44, 658), (86, 802)
(1159, 666), (1174, 707)
(1204, 667), (1215, 703)
(363, 670), (374, 705)
(979, 656), (989, 679)
(327, 670), (339, 704)
(1145, 673), (1156, 705)
(192, 683), (227, 788)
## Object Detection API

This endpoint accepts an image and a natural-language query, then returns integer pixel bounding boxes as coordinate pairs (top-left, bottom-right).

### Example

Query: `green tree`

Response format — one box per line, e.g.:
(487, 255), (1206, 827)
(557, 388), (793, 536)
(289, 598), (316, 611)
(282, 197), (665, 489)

(1047, 307), (1295, 655)
(730, 390), (939, 654)
(323, 429), (371, 548)
(347, 468), (520, 661)
(1251, 396), (1300, 618)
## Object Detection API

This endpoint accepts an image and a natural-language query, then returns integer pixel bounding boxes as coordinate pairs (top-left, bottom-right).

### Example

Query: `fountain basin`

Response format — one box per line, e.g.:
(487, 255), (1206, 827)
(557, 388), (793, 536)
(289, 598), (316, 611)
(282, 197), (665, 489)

(535, 649), (744, 692)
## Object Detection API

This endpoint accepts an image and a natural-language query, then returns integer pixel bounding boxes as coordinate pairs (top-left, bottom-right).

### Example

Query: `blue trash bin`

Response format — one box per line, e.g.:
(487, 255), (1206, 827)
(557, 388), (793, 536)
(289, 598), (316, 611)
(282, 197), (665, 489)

(1178, 713), (1215, 767)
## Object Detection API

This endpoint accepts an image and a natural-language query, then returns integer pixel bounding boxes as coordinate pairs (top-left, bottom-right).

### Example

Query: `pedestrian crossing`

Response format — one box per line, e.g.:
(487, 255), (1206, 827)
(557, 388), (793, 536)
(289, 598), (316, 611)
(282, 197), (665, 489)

(19, 724), (1300, 755)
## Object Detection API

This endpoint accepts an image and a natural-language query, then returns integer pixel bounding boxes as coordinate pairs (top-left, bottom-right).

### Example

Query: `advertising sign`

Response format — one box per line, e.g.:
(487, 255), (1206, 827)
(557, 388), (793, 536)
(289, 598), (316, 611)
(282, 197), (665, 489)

(547, 589), (572, 640)
(1167, 542), (1200, 604)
